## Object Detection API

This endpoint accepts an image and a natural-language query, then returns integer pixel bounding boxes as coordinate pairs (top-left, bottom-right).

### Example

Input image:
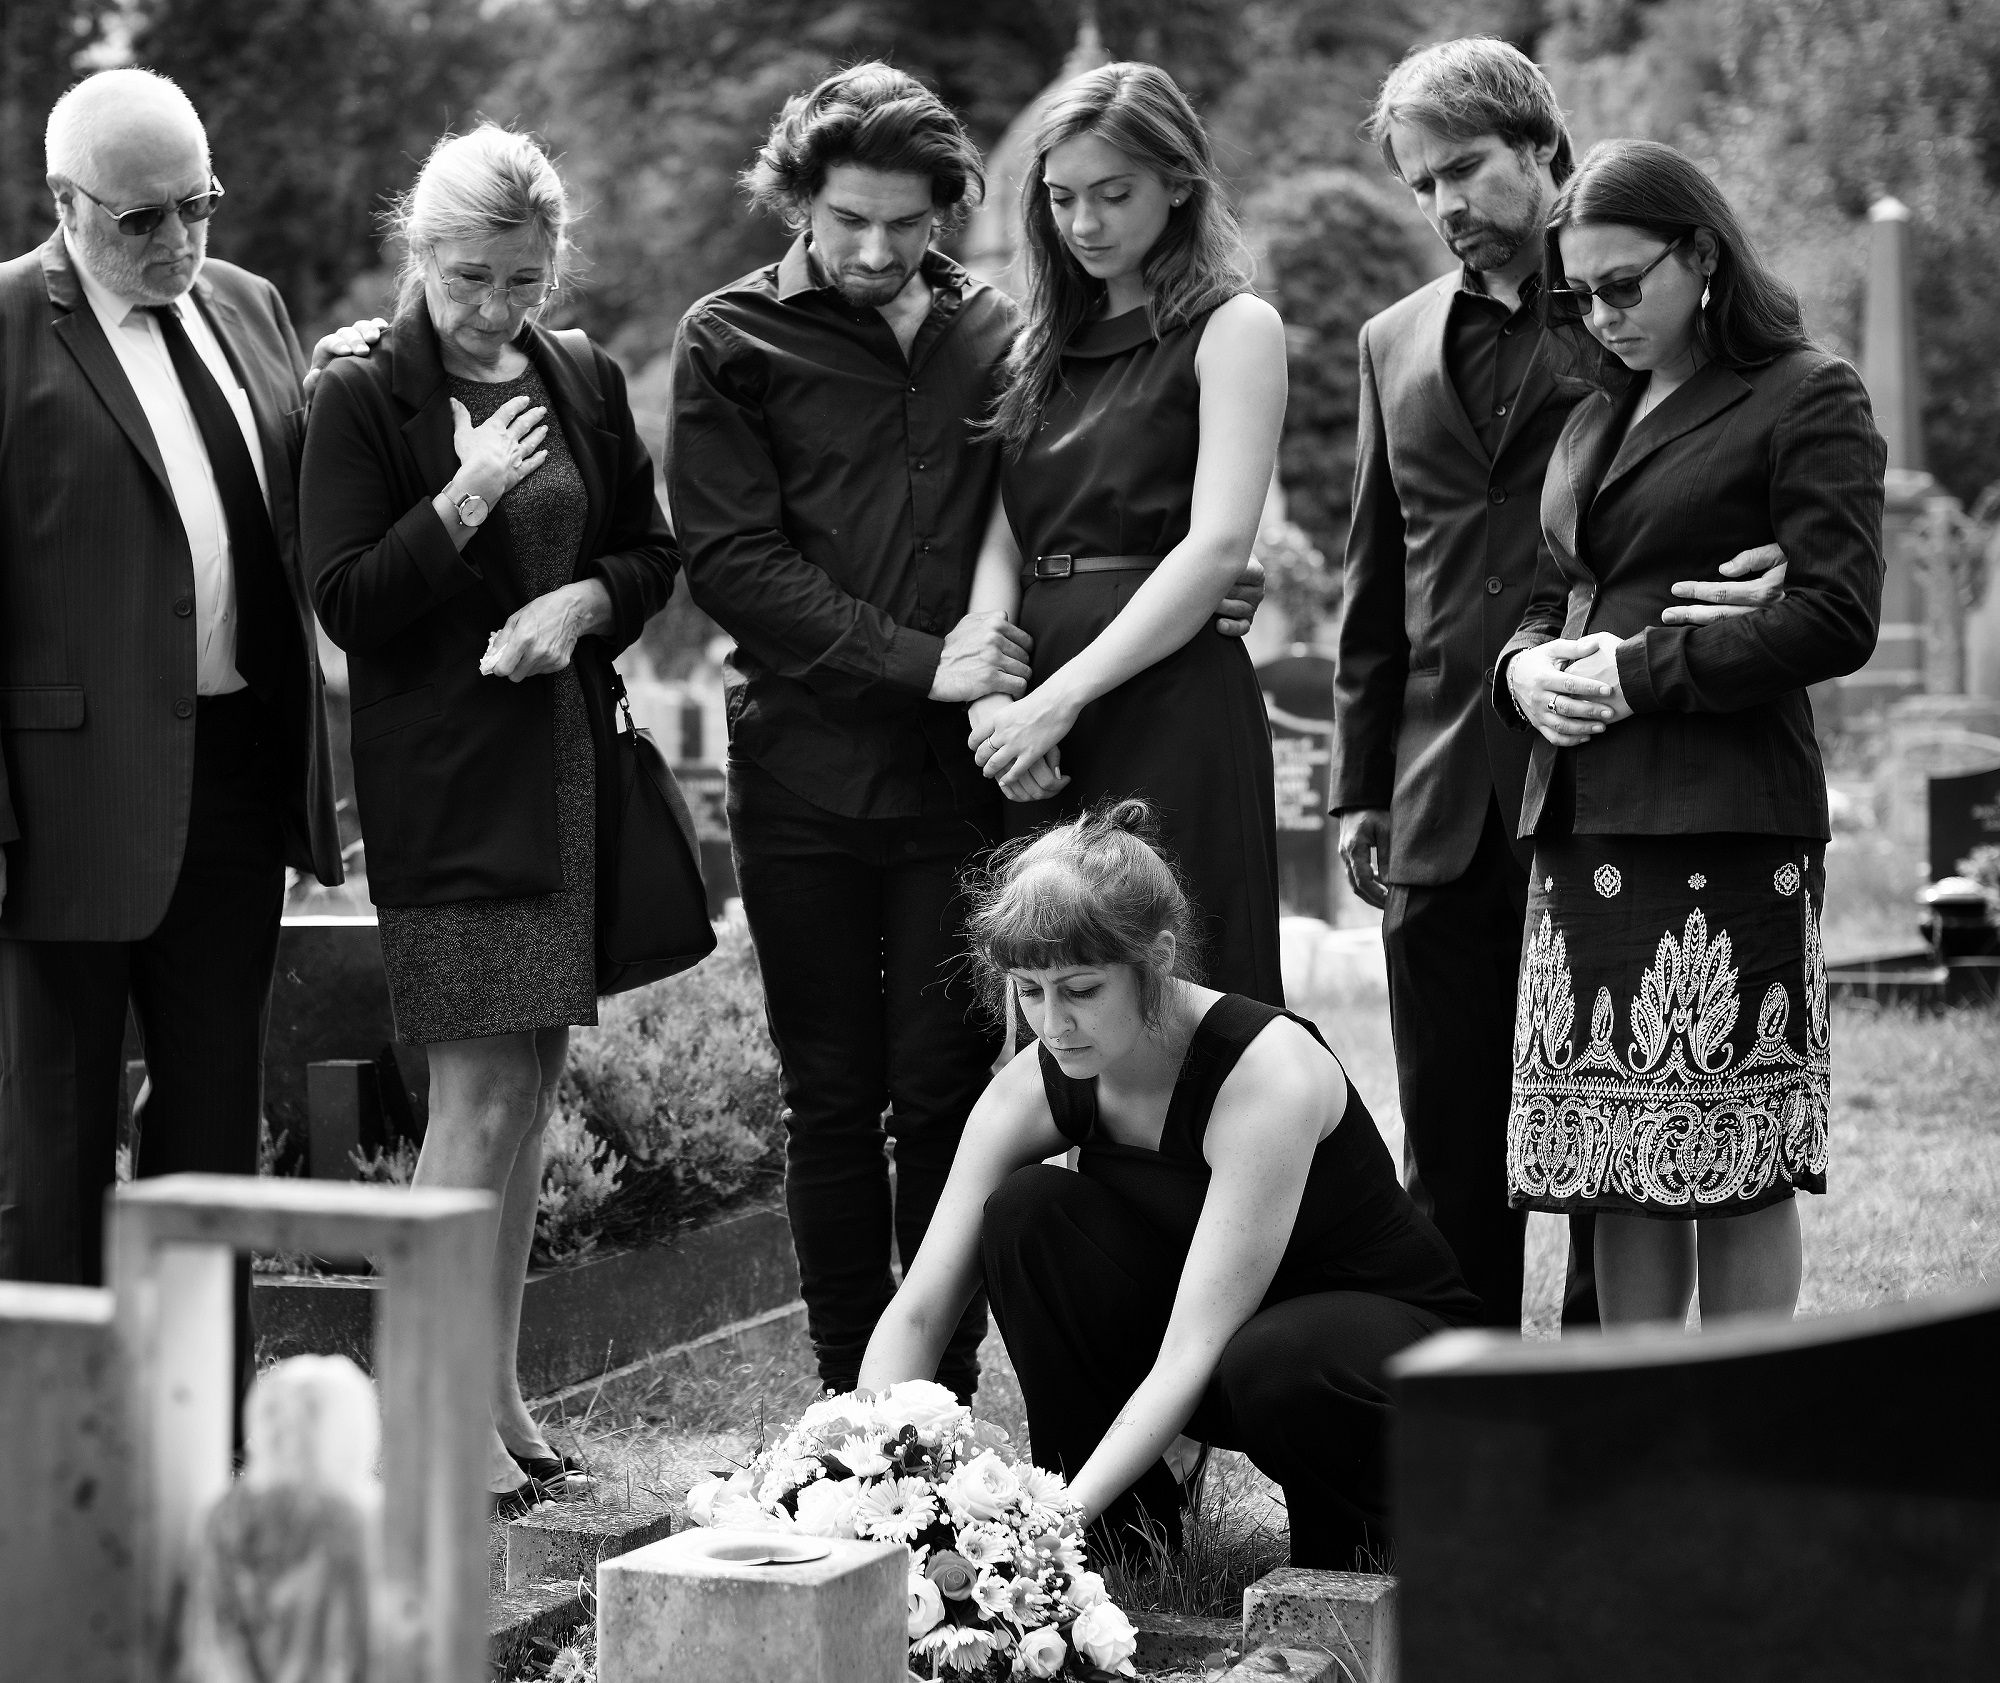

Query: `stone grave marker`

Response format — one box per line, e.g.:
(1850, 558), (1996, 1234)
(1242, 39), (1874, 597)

(0, 1280), (131, 1678)
(1387, 1287), (2000, 1681)
(1258, 650), (1342, 922)
(113, 1173), (496, 1683)
(597, 1527), (907, 1683)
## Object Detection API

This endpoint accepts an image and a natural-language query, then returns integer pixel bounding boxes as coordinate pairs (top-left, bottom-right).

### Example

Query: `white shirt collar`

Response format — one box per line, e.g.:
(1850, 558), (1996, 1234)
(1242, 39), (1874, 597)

(66, 229), (202, 330)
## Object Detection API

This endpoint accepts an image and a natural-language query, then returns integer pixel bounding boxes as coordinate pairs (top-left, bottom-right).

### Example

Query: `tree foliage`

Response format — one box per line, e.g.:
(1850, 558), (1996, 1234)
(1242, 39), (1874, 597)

(0, 0), (113, 256)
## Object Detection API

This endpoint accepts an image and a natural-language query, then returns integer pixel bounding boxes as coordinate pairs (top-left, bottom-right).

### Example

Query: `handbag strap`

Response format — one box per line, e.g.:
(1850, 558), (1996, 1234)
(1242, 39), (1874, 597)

(551, 326), (600, 409)
(609, 667), (637, 733)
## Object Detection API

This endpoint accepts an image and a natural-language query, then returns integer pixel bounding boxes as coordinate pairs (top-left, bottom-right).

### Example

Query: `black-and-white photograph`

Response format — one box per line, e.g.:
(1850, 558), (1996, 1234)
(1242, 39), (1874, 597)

(2, 2), (1996, 1679)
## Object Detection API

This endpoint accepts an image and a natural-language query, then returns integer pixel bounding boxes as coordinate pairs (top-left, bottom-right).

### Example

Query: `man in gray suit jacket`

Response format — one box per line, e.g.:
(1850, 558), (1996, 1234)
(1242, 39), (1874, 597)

(0, 68), (359, 1291)
(1333, 40), (1785, 1329)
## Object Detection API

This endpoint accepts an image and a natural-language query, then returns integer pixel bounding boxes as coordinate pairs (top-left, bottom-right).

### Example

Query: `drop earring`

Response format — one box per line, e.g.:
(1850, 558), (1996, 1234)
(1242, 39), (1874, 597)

(1700, 277), (1713, 311)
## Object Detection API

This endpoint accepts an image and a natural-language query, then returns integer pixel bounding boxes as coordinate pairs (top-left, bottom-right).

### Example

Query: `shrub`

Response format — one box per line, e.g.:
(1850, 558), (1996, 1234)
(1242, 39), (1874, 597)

(533, 1102), (628, 1269)
(560, 919), (787, 1249)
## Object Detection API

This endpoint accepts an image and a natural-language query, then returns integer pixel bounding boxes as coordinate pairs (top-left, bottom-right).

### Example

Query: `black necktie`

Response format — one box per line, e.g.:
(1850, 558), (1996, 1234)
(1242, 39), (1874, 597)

(146, 302), (298, 702)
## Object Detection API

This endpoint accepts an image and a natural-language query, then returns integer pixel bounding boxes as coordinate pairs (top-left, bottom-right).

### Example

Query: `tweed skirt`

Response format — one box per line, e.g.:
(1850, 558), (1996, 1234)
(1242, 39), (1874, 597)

(1506, 832), (1829, 1220)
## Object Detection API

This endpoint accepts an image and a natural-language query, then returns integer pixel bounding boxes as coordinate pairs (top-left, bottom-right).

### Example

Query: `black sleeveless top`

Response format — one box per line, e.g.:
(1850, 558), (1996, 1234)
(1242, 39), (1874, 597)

(1038, 994), (1479, 1322)
(998, 304), (1285, 1004)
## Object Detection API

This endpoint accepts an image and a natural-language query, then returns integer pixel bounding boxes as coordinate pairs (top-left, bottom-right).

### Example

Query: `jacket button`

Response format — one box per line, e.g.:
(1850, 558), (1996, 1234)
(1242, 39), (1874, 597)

(173, 597), (194, 617)
(1486, 577), (1504, 595)
(1488, 486), (1507, 504)
(174, 698), (194, 718)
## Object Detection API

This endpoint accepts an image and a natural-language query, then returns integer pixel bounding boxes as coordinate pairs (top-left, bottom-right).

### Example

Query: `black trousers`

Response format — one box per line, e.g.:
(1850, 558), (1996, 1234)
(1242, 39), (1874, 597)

(0, 693), (284, 1394)
(1382, 795), (1597, 1330)
(984, 1164), (1453, 1570)
(727, 758), (1000, 1400)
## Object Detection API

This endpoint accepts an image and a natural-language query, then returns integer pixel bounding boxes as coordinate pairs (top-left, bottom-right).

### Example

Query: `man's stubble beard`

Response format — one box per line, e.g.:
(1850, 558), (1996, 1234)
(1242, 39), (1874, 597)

(70, 209), (202, 306)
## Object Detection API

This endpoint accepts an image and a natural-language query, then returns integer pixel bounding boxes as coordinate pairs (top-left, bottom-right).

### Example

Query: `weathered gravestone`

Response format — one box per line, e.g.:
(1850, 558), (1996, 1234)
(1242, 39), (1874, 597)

(1931, 763), (2000, 885)
(1258, 651), (1342, 922)
(113, 1174), (496, 1683)
(0, 1281), (131, 1678)
(1388, 1288), (2000, 1681)
(597, 1528), (907, 1683)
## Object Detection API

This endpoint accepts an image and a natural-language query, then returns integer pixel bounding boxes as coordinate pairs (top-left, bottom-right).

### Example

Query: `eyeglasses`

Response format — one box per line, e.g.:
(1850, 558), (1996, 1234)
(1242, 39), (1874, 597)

(72, 178), (225, 238)
(1546, 234), (1687, 322)
(429, 257), (553, 310)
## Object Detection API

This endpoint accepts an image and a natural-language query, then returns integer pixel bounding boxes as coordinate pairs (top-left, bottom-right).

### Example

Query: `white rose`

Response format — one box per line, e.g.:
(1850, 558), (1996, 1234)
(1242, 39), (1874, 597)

(1064, 1569), (1108, 1610)
(943, 1451), (1022, 1523)
(684, 1476), (727, 1526)
(792, 1475), (861, 1538)
(1070, 1601), (1138, 1673)
(908, 1573), (946, 1639)
(711, 1491), (788, 1531)
(1018, 1624), (1068, 1679)
(878, 1379), (966, 1441)
(797, 1391), (875, 1439)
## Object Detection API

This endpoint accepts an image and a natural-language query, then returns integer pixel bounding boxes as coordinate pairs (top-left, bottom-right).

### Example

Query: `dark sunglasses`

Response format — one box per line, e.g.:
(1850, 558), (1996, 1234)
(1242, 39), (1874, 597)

(72, 177), (225, 238)
(1546, 233), (1687, 323)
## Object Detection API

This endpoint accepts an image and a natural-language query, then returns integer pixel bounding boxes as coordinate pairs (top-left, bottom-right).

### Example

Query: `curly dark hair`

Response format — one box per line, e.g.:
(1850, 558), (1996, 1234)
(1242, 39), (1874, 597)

(741, 61), (984, 233)
(963, 799), (1205, 1033)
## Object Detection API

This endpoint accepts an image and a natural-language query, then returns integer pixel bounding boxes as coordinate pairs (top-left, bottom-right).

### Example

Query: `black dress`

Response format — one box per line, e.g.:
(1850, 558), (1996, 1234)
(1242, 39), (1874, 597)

(1001, 305), (1284, 1003)
(375, 365), (598, 1044)
(981, 994), (1477, 1568)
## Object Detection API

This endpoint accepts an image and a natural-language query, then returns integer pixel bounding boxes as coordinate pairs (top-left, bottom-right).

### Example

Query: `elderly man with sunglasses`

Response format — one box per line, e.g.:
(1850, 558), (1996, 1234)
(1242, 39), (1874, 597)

(1333, 40), (1793, 1337)
(0, 68), (375, 1331)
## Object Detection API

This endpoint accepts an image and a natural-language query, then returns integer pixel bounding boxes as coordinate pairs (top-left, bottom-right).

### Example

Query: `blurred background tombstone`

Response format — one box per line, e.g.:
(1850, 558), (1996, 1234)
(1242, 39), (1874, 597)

(113, 1175), (495, 1683)
(179, 1355), (383, 1683)
(1258, 648), (1344, 924)
(1388, 1288), (2000, 1681)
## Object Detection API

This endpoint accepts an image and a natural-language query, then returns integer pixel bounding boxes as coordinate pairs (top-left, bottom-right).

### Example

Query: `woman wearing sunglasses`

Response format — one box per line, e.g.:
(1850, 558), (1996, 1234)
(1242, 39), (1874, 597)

(1494, 139), (1884, 1328)
(300, 125), (675, 1512)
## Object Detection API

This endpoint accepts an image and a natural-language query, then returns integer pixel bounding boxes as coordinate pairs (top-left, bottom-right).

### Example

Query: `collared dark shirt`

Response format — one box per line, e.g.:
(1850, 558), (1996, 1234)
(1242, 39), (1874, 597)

(667, 235), (1018, 820)
(1444, 265), (1543, 458)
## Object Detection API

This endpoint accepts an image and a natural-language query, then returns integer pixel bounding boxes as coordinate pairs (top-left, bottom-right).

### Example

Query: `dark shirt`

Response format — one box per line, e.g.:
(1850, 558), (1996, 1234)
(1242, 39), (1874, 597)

(667, 235), (1018, 820)
(1443, 265), (1542, 458)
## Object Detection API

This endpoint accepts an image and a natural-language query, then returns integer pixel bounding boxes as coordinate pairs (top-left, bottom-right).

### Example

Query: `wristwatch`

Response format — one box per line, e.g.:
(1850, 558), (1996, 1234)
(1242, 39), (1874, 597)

(454, 491), (489, 529)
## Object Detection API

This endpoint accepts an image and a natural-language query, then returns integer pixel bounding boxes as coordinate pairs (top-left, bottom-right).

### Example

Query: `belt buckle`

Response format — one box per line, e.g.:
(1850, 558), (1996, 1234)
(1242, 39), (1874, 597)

(1039, 553), (1073, 580)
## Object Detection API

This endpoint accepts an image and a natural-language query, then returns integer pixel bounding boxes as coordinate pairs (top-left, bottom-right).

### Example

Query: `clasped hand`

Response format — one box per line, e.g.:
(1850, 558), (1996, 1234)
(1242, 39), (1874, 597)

(1507, 631), (1634, 747)
(969, 692), (1071, 801)
(482, 581), (610, 682)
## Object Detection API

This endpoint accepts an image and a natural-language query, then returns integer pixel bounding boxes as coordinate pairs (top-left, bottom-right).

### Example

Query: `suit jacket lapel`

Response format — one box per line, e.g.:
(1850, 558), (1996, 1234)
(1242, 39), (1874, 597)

(391, 311), (526, 618)
(1412, 277), (1489, 464)
(42, 236), (175, 498)
(1597, 361), (1754, 497)
(1548, 382), (1631, 572)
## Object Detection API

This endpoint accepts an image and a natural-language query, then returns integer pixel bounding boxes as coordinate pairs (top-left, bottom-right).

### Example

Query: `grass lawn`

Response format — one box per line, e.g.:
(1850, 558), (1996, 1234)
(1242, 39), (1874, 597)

(514, 994), (1997, 1681)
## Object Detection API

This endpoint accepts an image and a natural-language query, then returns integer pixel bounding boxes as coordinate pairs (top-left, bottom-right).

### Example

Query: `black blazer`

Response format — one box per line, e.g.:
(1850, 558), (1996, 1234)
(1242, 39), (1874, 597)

(301, 311), (678, 907)
(1496, 349), (1886, 840)
(1333, 273), (1596, 885)
(0, 234), (341, 941)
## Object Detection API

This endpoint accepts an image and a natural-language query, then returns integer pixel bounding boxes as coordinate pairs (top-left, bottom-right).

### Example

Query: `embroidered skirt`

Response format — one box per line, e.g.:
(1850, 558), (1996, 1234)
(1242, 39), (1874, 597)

(1507, 832), (1828, 1219)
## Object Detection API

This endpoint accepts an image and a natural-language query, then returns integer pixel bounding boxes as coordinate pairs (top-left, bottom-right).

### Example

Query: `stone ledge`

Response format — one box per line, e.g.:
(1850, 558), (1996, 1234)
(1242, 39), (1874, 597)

(1133, 1610), (1240, 1671)
(507, 1500), (676, 1591)
(489, 1578), (590, 1676)
(1242, 1567), (1397, 1683)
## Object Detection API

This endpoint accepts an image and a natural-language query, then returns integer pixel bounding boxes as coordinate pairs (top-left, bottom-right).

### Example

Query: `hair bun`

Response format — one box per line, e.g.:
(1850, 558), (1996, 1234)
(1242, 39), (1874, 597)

(1106, 798), (1156, 837)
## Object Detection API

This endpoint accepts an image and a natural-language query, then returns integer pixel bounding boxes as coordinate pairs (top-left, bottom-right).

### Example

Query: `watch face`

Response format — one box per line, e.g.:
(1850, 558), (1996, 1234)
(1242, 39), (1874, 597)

(458, 494), (488, 527)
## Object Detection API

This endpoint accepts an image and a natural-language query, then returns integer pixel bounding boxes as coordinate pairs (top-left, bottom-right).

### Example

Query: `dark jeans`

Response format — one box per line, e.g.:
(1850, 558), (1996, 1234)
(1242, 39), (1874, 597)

(984, 1164), (1450, 1570)
(727, 758), (1001, 1399)
(0, 692), (284, 1402)
(1382, 795), (1598, 1331)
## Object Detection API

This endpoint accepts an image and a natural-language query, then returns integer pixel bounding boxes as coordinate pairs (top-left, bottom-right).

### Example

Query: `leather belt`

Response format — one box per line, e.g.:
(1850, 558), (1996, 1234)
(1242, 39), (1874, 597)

(1023, 553), (1165, 583)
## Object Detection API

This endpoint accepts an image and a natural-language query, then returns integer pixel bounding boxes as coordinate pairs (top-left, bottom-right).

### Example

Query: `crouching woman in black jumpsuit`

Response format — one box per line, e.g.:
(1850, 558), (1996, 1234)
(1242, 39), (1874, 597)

(858, 800), (1478, 1569)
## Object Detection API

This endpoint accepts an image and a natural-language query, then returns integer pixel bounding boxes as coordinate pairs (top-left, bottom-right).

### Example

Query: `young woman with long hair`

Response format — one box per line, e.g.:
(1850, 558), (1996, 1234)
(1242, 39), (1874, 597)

(858, 801), (1477, 1569)
(963, 62), (1290, 1003)
(1496, 139), (1885, 1326)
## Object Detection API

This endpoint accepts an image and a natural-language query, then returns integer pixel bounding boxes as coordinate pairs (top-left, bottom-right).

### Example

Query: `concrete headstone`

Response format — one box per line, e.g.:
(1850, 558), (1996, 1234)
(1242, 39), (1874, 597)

(1388, 1288), (2000, 1681)
(597, 1528), (907, 1683)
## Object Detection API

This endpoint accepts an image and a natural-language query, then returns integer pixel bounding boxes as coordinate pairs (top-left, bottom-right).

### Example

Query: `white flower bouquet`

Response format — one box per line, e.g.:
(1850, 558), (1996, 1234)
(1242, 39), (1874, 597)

(684, 1380), (1140, 1679)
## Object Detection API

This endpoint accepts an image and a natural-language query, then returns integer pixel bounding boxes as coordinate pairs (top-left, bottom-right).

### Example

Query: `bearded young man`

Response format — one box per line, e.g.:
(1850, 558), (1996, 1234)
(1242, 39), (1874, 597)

(666, 63), (1260, 1401)
(1335, 39), (1786, 1331)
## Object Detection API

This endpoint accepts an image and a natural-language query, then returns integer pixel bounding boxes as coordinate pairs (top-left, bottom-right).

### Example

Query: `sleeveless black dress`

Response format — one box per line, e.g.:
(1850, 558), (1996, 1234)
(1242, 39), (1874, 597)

(1001, 305), (1284, 1004)
(980, 994), (1477, 1568)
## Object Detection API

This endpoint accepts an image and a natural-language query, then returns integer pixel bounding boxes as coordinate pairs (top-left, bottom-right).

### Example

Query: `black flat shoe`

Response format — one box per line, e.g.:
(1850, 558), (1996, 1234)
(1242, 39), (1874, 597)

(491, 1480), (545, 1523)
(510, 1447), (593, 1493)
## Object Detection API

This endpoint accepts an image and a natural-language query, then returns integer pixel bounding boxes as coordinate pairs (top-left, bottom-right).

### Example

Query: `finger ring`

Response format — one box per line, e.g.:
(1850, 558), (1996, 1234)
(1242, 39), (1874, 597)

(1547, 697), (1559, 713)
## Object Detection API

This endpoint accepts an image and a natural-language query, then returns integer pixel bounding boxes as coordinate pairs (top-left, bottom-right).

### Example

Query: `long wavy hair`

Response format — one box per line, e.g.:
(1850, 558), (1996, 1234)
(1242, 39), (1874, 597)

(984, 62), (1251, 453)
(1542, 139), (1812, 375)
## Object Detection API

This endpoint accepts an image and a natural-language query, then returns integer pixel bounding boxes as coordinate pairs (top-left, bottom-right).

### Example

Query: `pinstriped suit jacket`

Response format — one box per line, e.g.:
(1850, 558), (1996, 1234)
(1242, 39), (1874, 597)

(0, 233), (342, 941)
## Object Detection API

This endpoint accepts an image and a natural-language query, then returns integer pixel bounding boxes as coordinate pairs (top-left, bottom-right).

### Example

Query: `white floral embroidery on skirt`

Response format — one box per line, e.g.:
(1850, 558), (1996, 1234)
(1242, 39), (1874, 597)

(1507, 885), (1829, 1214)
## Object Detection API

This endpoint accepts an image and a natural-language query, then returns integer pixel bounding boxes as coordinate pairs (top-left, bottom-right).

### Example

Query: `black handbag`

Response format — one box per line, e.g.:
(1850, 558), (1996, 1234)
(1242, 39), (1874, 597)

(597, 669), (718, 995)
